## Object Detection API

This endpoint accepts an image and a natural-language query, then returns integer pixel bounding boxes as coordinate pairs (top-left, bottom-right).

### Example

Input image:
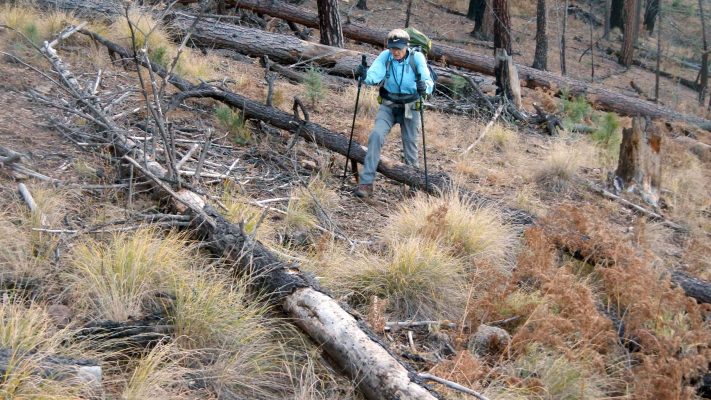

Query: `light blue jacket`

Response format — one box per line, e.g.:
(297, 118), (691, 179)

(364, 49), (434, 95)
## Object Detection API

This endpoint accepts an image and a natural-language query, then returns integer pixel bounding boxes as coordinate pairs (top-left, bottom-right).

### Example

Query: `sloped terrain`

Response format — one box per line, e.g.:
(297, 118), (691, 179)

(0, 0), (710, 399)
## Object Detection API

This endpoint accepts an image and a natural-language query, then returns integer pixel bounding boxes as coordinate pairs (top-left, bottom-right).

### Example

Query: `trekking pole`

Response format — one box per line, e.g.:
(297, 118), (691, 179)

(342, 55), (368, 186)
(419, 100), (429, 192)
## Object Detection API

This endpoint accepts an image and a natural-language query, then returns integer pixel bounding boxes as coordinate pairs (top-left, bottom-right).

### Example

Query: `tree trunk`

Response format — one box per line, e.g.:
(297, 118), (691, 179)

(616, 117), (662, 206)
(467, 0), (484, 21)
(492, 0), (511, 54)
(610, 0), (625, 30)
(405, 0), (414, 27)
(619, 0), (638, 66)
(699, 0), (708, 104)
(492, 0), (511, 98)
(644, 0), (659, 34)
(532, 0), (548, 70)
(604, 0), (612, 37)
(589, 0), (595, 80)
(316, 0), (343, 47)
(471, 0), (494, 40)
(356, 0), (367, 10)
(633, 0), (642, 43)
(655, 0), (662, 101)
(561, 0), (568, 75)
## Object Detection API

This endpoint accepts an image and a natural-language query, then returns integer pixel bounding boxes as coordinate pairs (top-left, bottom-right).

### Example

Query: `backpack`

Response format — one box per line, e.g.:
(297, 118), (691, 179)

(384, 27), (439, 94)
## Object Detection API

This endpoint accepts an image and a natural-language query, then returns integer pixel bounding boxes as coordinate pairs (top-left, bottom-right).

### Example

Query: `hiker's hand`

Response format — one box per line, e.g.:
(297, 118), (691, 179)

(356, 64), (367, 81)
(416, 80), (426, 96)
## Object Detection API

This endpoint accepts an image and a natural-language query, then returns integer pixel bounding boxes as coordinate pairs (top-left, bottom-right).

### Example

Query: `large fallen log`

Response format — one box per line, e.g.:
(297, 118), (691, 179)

(230, 0), (711, 130)
(42, 25), (439, 399)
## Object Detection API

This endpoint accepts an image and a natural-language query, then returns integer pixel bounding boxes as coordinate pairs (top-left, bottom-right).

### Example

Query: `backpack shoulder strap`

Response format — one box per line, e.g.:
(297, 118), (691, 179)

(384, 53), (393, 80)
(409, 50), (422, 82)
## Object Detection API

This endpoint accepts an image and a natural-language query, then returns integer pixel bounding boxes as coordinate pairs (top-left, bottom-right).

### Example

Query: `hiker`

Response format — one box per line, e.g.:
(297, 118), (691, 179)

(353, 29), (434, 199)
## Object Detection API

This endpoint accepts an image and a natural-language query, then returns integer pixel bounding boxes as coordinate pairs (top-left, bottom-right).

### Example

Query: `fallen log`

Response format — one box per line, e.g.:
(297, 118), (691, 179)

(228, 0), (711, 130)
(0, 348), (102, 391)
(44, 25), (440, 399)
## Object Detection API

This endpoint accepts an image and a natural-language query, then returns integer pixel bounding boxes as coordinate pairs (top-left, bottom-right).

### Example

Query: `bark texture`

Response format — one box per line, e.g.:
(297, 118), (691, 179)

(316, 0), (343, 47)
(492, 0), (511, 55)
(532, 0), (548, 71)
(616, 117), (662, 206)
(699, 0), (708, 104)
(619, 0), (638, 66)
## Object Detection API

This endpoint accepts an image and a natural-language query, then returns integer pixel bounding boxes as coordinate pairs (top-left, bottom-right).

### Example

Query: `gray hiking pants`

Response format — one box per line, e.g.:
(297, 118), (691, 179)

(360, 104), (420, 185)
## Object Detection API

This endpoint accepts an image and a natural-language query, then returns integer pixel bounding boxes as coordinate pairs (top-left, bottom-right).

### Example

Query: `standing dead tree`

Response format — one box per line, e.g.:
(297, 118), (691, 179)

(532, 0), (548, 71)
(698, 0), (708, 104)
(619, 0), (639, 66)
(316, 0), (343, 47)
(615, 117), (662, 207)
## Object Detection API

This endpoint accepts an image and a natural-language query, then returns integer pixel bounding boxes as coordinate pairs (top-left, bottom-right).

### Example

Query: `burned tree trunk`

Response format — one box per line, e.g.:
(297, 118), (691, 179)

(316, 0), (343, 47)
(699, 0), (708, 104)
(532, 0), (548, 71)
(0, 348), (102, 392)
(644, 0), (659, 34)
(616, 117), (662, 206)
(356, 0), (367, 10)
(619, 0), (638, 66)
(493, 0), (513, 100)
(604, 0), (612, 37)
(470, 0), (493, 40)
(610, 0), (625, 30)
(492, 0), (511, 55)
(561, 0), (568, 75)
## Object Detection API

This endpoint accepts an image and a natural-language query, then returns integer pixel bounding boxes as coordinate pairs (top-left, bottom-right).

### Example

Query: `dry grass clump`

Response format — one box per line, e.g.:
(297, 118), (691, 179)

(0, 211), (39, 277)
(664, 152), (710, 226)
(0, 5), (78, 46)
(0, 301), (91, 399)
(121, 342), (188, 399)
(68, 228), (198, 321)
(221, 190), (273, 242)
(286, 176), (339, 231)
(107, 10), (214, 80)
(533, 140), (584, 192)
(335, 237), (467, 320)
(383, 191), (515, 263)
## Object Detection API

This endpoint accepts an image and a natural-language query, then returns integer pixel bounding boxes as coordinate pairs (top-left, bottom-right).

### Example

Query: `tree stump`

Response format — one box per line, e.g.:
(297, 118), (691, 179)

(494, 48), (522, 109)
(616, 117), (662, 206)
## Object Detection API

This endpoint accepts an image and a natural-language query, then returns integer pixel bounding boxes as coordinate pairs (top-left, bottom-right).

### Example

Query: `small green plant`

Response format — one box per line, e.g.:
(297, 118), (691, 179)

(304, 67), (325, 107)
(561, 89), (592, 126)
(149, 45), (169, 68)
(450, 75), (468, 99)
(591, 112), (622, 167)
(215, 106), (251, 145)
(21, 22), (40, 46)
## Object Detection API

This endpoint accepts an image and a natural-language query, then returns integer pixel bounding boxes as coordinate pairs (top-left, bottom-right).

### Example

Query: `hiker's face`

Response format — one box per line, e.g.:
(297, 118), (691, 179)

(389, 47), (407, 61)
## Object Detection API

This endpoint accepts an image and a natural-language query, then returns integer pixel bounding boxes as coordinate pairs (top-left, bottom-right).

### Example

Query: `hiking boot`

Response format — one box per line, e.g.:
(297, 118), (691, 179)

(354, 184), (373, 199)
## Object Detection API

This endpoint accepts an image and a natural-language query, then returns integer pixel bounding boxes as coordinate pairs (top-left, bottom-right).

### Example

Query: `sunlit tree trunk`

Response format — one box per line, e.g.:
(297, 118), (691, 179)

(317, 0), (343, 47)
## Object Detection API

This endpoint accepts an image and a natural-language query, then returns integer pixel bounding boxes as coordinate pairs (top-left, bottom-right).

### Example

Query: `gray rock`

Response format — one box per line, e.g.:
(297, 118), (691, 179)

(468, 324), (510, 357)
